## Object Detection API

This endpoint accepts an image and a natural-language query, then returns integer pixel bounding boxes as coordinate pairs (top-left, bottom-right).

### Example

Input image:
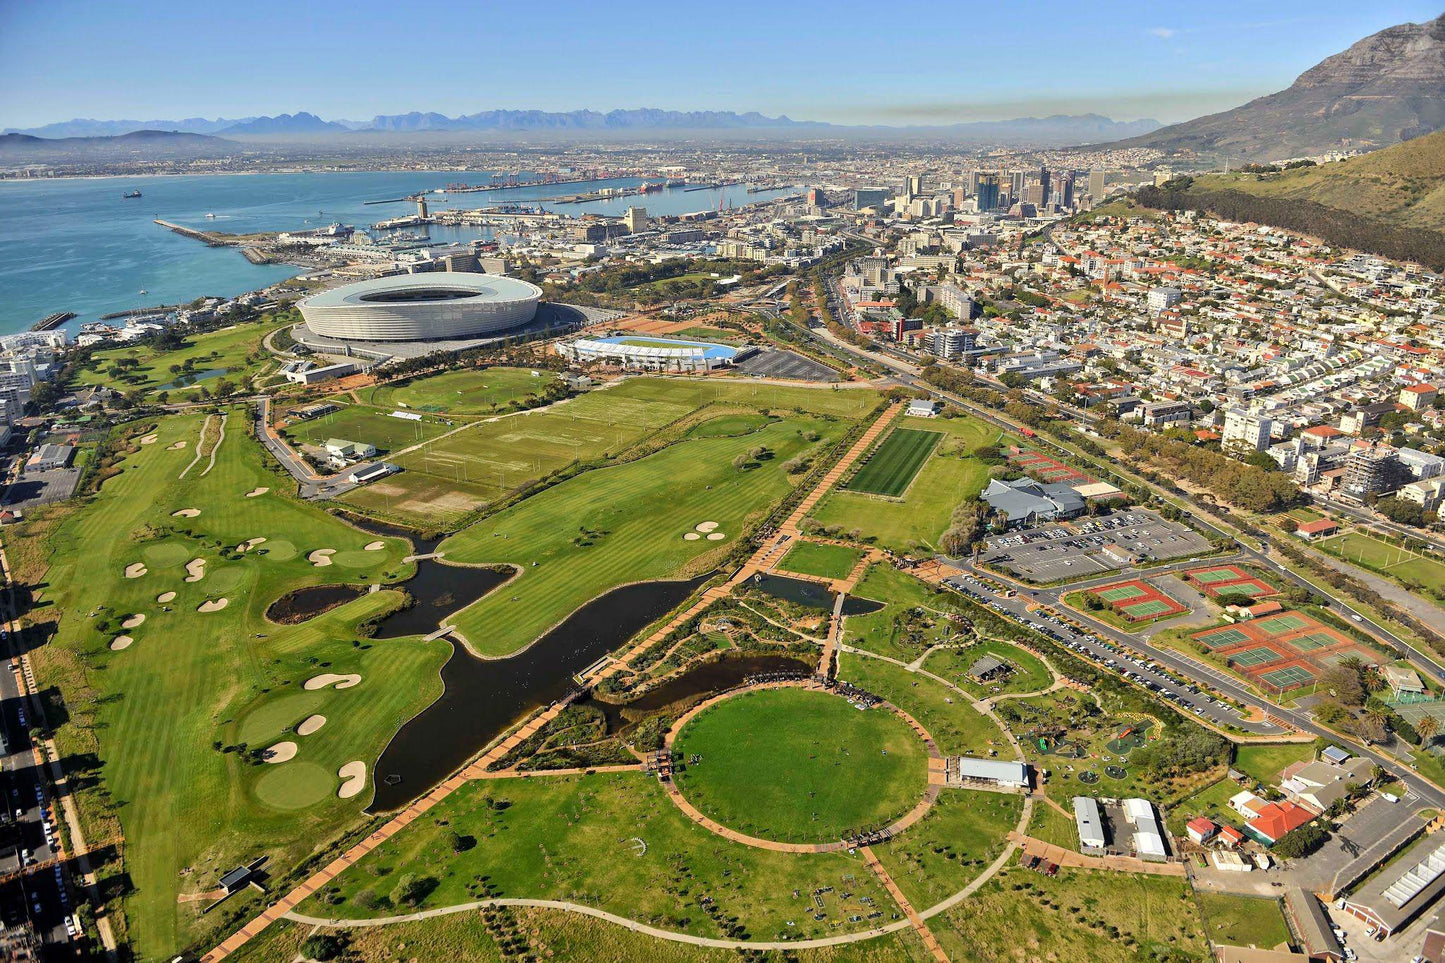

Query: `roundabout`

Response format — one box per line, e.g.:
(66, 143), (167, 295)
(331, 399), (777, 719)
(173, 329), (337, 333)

(666, 682), (939, 850)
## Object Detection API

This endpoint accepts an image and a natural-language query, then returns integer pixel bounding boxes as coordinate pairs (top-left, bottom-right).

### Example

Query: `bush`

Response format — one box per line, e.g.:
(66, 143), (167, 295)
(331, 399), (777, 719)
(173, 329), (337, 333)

(300, 933), (347, 960)
(1272, 823), (1328, 859)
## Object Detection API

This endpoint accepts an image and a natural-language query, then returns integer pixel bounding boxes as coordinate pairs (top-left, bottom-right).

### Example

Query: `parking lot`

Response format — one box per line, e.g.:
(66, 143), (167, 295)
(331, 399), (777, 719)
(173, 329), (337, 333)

(733, 348), (839, 382)
(981, 509), (1215, 583)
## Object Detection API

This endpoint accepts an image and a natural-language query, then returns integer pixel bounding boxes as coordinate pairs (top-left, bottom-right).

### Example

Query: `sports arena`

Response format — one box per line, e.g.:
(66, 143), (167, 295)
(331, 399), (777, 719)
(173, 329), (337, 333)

(557, 335), (753, 372)
(298, 273), (542, 342)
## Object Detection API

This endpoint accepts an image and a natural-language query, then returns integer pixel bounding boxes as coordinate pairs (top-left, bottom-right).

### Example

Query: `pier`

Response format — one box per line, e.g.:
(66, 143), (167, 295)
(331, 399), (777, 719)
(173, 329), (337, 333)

(154, 219), (236, 247)
(31, 312), (75, 332)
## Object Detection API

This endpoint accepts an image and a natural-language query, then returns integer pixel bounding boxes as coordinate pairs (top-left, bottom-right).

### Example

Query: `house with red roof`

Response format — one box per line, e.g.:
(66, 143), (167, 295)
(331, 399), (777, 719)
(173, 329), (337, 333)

(1186, 817), (1219, 845)
(1245, 801), (1315, 846)
(1295, 518), (1339, 540)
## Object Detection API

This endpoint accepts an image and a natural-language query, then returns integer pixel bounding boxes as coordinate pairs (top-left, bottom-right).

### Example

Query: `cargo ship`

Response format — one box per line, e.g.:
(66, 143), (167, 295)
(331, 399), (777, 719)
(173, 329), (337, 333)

(638, 181), (663, 193)
(122, 190), (142, 199)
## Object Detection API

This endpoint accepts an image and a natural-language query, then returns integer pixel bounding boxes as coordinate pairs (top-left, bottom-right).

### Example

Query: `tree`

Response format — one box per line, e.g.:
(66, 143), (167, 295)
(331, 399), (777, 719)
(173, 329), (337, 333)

(1417, 714), (1441, 747)
(1271, 823), (1328, 859)
(300, 933), (347, 961)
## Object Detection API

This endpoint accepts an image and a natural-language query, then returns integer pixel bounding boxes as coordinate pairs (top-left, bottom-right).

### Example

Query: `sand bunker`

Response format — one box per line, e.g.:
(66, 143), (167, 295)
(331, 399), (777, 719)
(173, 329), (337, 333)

(696, 521), (719, 532)
(363, 541), (385, 551)
(121, 614), (146, 629)
(707, 532), (726, 541)
(337, 761), (367, 799)
(197, 598), (229, 613)
(245, 487), (270, 498)
(167, 441), (187, 451)
(184, 558), (207, 582)
(238, 537), (267, 552)
(304, 673), (362, 691)
(124, 563), (148, 579)
(156, 591), (176, 604)
(109, 636), (133, 651)
(171, 508), (201, 518)
(140, 434), (158, 445)
(308, 549), (336, 567)
(263, 741), (297, 764)
(296, 714), (327, 737)
(683, 532), (701, 541)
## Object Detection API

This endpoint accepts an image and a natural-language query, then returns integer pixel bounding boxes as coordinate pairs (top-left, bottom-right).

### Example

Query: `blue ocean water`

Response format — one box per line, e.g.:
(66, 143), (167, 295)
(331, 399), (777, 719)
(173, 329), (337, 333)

(0, 172), (792, 334)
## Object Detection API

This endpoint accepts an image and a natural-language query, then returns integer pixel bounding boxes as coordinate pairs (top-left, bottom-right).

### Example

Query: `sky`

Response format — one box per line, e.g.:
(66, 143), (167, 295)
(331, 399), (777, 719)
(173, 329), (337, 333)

(1, 0), (1441, 129)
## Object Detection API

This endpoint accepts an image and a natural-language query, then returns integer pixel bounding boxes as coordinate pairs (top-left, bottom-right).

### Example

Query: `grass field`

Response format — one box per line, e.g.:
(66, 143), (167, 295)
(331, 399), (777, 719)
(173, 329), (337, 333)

(440, 414), (845, 656)
(837, 652), (1004, 758)
(281, 403), (452, 453)
(777, 541), (863, 581)
(1196, 893), (1292, 951)
(843, 564), (967, 663)
(842, 428), (942, 496)
(871, 789), (1022, 909)
(71, 315), (291, 397)
(810, 415), (1001, 554)
(357, 367), (553, 414)
(672, 688), (930, 842)
(295, 771), (902, 944)
(6, 409), (446, 959)
(342, 378), (878, 526)
(1317, 531), (1445, 595)
(923, 641), (1054, 699)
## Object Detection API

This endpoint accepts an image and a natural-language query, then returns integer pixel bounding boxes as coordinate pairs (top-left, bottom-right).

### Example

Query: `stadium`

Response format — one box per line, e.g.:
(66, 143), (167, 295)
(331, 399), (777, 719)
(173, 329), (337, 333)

(298, 273), (542, 342)
(557, 335), (753, 372)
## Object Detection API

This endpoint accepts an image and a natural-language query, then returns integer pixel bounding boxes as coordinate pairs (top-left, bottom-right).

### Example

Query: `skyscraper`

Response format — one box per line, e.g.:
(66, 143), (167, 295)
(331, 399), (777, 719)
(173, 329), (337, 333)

(1038, 167), (1051, 209)
(976, 173), (1001, 212)
(906, 175), (924, 198)
(1088, 169), (1106, 199)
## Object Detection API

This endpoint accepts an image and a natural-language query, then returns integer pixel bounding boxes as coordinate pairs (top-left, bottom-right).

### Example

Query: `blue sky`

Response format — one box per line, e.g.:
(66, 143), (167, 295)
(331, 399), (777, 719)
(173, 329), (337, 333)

(1, 0), (1441, 128)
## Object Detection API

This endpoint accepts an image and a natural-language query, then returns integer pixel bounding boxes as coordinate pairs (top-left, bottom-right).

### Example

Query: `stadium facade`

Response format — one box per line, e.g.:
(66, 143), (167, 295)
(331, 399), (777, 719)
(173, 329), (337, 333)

(298, 273), (542, 342)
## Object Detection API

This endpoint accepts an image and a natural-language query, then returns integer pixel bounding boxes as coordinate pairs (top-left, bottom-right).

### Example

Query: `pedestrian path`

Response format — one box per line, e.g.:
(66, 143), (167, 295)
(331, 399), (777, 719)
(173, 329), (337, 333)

(861, 845), (951, 962)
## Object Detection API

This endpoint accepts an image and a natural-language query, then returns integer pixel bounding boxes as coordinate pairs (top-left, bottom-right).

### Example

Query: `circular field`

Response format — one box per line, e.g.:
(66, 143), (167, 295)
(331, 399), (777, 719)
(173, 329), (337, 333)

(671, 688), (929, 843)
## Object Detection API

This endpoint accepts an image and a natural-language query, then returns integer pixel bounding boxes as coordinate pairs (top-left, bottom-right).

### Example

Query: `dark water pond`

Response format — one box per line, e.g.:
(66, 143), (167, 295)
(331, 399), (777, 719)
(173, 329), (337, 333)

(368, 573), (710, 812)
(591, 653), (812, 731)
(745, 572), (884, 616)
(265, 584), (368, 624)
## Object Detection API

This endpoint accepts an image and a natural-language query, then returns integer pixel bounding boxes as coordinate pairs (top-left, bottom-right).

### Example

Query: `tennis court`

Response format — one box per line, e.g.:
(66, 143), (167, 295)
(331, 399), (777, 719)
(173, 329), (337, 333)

(1121, 598), (1176, 619)
(1289, 631), (1338, 652)
(1261, 666), (1315, 689)
(1255, 613), (1309, 637)
(1229, 646), (1284, 667)
(1197, 626), (1250, 649)
(1188, 566), (1249, 584)
(1184, 564), (1279, 600)
(1098, 584), (1149, 603)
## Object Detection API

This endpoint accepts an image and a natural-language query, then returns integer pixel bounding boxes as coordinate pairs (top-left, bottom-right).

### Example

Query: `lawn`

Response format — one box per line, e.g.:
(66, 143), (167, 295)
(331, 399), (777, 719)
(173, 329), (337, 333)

(837, 651), (1006, 758)
(871, 789), (1022, 909)
(810, 414), (1001, 553)
(1233, 741), (1318, 785)
(440, 414), (845, 656)
(923, 640), (1054, 699)
(1316, 531), (1445, 595)
(7, 408), (446, 959)
(341, 378), (877, 527)
(932, 867), (1206, 962)
(844, 563), (967, 663)
(842, 427), (942, 496)
(295, 771), (901, 944)
(71, 314), (291, 397)
(358, 366), (554, 414)
(777, 541), (863, 581)
(1196, 892), (1292, 951)
(672, 688), (930, 842)
(281, 403), (452, 454)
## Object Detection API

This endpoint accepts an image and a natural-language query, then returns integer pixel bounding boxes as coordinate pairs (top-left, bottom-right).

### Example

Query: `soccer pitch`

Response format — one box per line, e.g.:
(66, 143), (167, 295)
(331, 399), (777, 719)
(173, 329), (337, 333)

(842, 428), (942, 496)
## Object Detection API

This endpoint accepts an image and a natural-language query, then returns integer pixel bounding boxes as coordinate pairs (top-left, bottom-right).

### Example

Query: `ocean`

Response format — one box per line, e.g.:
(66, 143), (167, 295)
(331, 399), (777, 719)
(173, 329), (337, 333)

(0, 171), (793, 334)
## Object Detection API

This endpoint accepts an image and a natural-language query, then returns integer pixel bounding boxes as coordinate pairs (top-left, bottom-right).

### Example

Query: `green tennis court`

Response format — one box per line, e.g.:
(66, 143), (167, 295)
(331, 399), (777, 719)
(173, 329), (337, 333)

(1287, 631), (1341, 652)
(1122, 599), (1175, 618)
(1261, 666), (1315, 689)
(1098, 584), (1149, 602)
(1255, 614), (1309, 636)
(1189, 567), (1247, 584)
(1197, 627), (1250, 649)
(1229, 646), (1283, 667)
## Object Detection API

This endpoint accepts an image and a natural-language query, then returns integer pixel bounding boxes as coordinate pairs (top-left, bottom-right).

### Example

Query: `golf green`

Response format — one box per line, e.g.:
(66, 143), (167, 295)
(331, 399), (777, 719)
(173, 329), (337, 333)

(671, 688), (929, 843)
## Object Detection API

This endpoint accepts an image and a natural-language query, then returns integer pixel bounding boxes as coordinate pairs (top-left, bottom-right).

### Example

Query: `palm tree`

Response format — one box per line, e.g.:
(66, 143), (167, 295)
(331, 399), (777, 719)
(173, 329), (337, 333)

(1417, 714), (1440, 748)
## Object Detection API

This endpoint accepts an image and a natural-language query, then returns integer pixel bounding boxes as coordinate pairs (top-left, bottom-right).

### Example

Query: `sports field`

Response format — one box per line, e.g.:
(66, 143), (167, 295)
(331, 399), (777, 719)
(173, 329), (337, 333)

(1183, 564), (1277, 599)
(1317, 531), (1445, 595)
(281, 403), (452, 453)
(440, 413), (846, 656)
(1191, 610), (1377, 692)
(6, 409), (442, 959)
(810, 415), (1003, 553)
(357, 366), (553, 414)
(672, 688), (930, 842)
(342, 378), (878, 526)
(843, 427), (942, 496)
(1087, 578), (1187, 623)
(776, 541), (863, 581)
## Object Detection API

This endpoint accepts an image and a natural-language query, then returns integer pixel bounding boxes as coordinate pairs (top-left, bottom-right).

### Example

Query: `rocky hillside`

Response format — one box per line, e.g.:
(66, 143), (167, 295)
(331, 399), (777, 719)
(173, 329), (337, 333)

(1114, 13), (1445, 161)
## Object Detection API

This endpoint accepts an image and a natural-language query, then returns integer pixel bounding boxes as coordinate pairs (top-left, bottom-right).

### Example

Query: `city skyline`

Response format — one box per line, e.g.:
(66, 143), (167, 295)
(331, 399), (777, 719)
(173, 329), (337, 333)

(1, 0), (1441, 129)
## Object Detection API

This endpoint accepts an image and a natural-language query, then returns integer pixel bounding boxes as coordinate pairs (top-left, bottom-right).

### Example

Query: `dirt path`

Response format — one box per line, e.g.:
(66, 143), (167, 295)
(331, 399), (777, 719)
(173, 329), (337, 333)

(861, 846), (951, 962)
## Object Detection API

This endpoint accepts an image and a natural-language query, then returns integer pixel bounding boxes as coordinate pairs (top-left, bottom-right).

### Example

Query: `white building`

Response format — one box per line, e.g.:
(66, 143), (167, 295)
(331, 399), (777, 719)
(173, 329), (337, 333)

(1073, 796), (1107, 855)
(1147, 287), (1181, 314)
(1123, 798), (1168, 862)
(1223, 407), (1273, 453)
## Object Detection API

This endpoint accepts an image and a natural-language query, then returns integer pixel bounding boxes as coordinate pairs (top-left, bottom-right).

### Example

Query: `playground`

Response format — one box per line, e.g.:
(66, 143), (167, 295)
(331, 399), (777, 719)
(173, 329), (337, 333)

(1088, 579), (1188, 623)
(1182, 564), (1277, 601)
(1192, 610), (1379, 693)
(1004, 692), (1166, 800)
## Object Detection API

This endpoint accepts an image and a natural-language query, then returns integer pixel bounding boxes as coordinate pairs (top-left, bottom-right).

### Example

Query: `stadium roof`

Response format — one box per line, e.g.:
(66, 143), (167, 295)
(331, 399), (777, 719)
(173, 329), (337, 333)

(301, 272), (541, 308)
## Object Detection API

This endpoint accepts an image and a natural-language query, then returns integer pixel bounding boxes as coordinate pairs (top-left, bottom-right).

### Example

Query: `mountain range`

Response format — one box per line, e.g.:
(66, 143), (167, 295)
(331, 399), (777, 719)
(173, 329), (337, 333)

(1110, 13), (1445, 161)
(1, 109), (1158, 146)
